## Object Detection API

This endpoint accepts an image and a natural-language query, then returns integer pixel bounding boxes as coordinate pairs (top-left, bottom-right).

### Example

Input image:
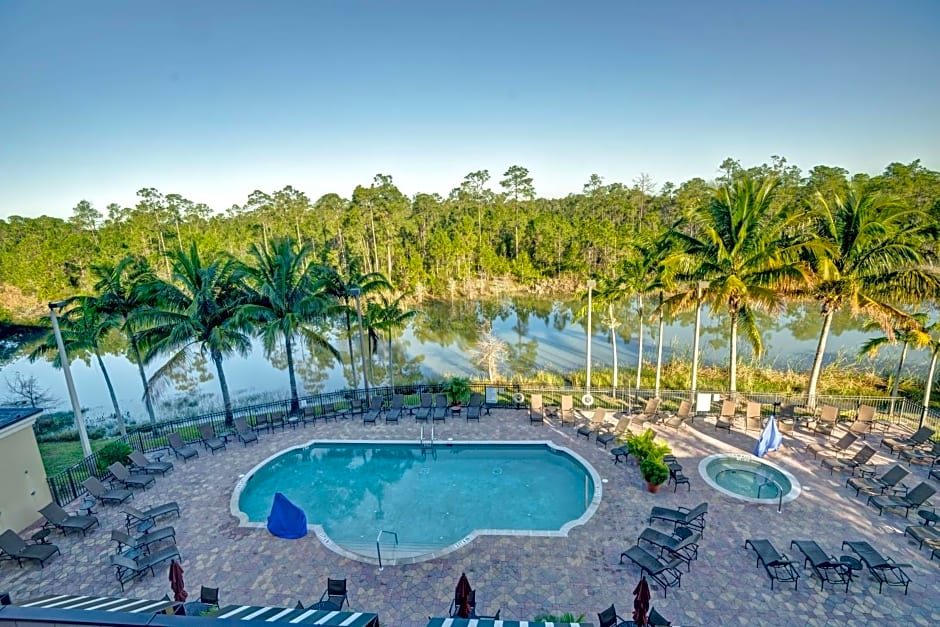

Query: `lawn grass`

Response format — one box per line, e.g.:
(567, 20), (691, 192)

(38, 438), (119, 476)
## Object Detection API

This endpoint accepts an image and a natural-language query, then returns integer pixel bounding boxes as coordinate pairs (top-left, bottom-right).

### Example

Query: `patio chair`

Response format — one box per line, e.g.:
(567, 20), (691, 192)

(597, 415), (632, 449)
(0, 529), (60, 568)
(597, 604), (630, 627)
(841, 540), (912, 594)
(577, 407), (607, 440)
(528, 393), (545, 424)
(903, 524), (940, 550)
(465, 393), (482, 422)
(867, 482), (936, 518)
(110, 526), (176, 553)
(82, 476), (134, 504)
(319, 577), (348, 609)
(414, 393), (433, 422)
(648, 607), (672, 627)
(811, 405), (839, 437)
(267, 411), (286, 431)
(432, 393), (448, 422)
(38, 502), (100, 536)
(649, 502), (708, 533)
(821, 444), (876, 475)
(121, 501), (181, 530)
(127, 450), (174, 475)
(882, 426), (935, 456)
(807, 432), (857, 459)
(714, 399), (734, 432)
(633, 397), (662, 424)
(846, 464), (909, 497)
(744, 539), (800, 590)
(233, 418), (259, 446)
(898, 439), (940, 465)
(662, 400), (692, 431)
(557, 395), (575, 426)
(300, 402), (320, 426)
(109, 462), (156, 490)
(167, 432), (199, 461)
(197, 424), (226, 454)
(854, 404), (876, 431)
(112, 544), (181, 591)
(200, 586), (219, 607)
(636, 527), (701, 571)
(789, 540), (851, 592)
(383, 395), (404, 424)
(742, 401), (762, 432)
(618, 545), (683, 597)
(362, 396), (385, 425)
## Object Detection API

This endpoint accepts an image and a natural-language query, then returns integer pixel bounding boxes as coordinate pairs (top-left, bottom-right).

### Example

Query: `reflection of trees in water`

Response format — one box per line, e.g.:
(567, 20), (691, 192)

(369, 338), (426, 387)
(164, 351), (212, 392)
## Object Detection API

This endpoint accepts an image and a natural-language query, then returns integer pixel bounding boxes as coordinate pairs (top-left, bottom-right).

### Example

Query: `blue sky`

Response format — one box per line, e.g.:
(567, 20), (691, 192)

(1, 0), (937, 219)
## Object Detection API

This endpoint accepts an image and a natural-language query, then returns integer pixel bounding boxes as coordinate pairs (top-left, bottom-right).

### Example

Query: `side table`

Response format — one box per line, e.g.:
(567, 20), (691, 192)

(30, 529), (52, 544)
(839, 555), (862, 581)
(918, 509), (939, 526)
(79, 498), (97, 516)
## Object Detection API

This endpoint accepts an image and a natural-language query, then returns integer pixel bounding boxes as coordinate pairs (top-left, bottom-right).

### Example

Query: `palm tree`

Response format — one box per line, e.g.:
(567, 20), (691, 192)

(365, 292), (419, 389)
(665, 176), (810, 393)
(916, 320), (940, 427)
(241, 238), (339, 413)
(28, 295), (127, 436)
(859, 313), (930, 416)
(92, 256), (159, 425)
(315, 262), (391, 386)
(136, 244), (251, 425)
(803, 185), (940, 404)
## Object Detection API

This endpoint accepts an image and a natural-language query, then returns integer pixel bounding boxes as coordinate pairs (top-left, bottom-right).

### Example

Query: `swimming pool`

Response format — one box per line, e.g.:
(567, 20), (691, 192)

(699, 453), (801, 504)
(232, 440), (600, 564)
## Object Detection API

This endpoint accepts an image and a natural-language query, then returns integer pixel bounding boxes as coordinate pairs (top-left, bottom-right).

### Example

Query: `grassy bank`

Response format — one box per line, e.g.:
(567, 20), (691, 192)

(38, 438), (119, 476)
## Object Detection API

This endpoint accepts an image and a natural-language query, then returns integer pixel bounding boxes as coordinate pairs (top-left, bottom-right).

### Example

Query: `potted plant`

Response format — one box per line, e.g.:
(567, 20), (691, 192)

(442, 376), (471, 407)
(639, 457), (670, 493)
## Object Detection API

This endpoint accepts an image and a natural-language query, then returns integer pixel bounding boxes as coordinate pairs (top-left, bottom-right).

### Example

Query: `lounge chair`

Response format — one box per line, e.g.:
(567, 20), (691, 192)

(38, 502), (99, 536)
(528, 393), (545, 424)
(0, 529), (60, 568)
(234, 418), (259, 446)
(414, 393), (433, 422)
(577, 408), (607, 440)
(807, 432), (857, 459)
(898, 439), (940, 465)
(662, 400), (692, 431)
(618, 545), (683, 597)
(846, 464), (909, 497)
(714, 399), (734, 432)
(597, 604), (630, 627)
(555, 395), (575, 426)
(362, 396), (385, 425)
(649, 502), (708, 533)
(465, 393), (482, 422)
(821, 444), (875, 475)
(111, 526), (176, 553)
(636, 527), (701, 571)
(121, 502), (181, 530)
(811, 405), (839, 437)
(744, 539), (800, 590)
(167, 432), (199, 461)
(903, 524), (940, 550)
(267, 411), (286, 431)
(384, 395), (404, 424)
(867, 482), (936, 517)
(633, 397), (662, 424)
(197, 424), (226, 454)
(127, 450), (173, 475)
(841, 540), (912, 594)
(319, 577), (348, 609)
(111, 545), (181, 591)
(109, 462), (156, 490)
(853, 404), (876, 432)
(789, 540), (851, 592)
(742, 401), (762, 432)
(432, 393), (448, 422)
(882, 426), (935, 456)
(82, 476), (133, 504)
(597, 416), (632, 449)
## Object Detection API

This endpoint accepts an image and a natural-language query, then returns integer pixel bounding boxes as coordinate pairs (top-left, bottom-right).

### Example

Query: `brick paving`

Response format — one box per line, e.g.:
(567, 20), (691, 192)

(2, 408), (938, 626)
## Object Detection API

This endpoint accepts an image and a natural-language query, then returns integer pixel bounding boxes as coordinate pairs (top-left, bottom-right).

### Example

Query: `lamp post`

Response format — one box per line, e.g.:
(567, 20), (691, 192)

(349, 286), (370, 403)
(48, 301), (92, 458)
(585, 280), (596, 392)
(690, 281), (707, 400)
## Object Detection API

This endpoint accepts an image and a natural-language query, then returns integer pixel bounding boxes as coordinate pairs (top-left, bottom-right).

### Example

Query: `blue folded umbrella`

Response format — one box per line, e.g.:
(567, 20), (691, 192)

(754, 416), (782, 458)
(267, 492), (307, 539)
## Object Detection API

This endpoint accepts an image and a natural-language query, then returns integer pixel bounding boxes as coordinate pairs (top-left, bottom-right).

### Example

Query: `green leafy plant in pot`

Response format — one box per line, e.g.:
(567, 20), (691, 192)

(639, 458), (670, 492)
(442, 376), (471, 407)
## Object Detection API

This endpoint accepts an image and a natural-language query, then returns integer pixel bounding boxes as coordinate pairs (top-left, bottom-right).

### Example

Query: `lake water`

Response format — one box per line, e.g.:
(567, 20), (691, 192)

(0, 296), (922, 423)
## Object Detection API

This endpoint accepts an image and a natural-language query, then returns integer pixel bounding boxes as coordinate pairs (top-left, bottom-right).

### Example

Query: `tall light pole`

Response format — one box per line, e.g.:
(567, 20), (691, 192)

(48, 301), (92, 458)
(690, 281), (707, 400)
(585, 280), (596, 392)
(349, 286), (370, 403)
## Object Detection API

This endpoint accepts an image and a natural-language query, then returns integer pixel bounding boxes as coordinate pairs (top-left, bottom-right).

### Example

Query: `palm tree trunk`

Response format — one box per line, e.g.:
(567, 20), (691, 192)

(387, 331), (394, 389)
(921, 347), (938, 428)
(807, 308), (835, 408)
(284, 332), (299, 413)
(655, 291), (665, 397)
(691, 292), (703, 397)
(610, 309), (619, 393)
(889, 341), (908, 416)
(127, 331), (157, 425)
(94, 347), (126, 437)
(211, 349), (235, 426)
(635, 295), (644, 390)
(344, 302), (357, 383)
(729, 310), (738, 394)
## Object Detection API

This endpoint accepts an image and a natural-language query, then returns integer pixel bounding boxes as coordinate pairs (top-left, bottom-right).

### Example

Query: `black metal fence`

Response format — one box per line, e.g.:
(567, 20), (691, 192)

(44, 381), (940, 506)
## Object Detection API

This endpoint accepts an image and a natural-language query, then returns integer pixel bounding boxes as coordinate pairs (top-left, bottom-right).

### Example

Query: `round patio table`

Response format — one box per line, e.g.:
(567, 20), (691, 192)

(918, 509), (939, 526)
(839, 555), (862, 580)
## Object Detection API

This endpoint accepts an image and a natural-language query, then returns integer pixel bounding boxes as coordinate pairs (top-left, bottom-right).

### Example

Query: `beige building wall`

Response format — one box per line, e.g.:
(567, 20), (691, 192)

(0, 418), (52, 533)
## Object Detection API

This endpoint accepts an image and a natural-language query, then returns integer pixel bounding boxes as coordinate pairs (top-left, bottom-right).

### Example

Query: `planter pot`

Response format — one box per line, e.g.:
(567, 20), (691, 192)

(646, 481), (662, 493)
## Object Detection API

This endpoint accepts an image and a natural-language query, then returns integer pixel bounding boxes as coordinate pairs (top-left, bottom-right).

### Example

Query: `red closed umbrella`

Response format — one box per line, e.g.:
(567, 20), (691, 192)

(169, 560), (188, 603)
(632, 576), (650, 626)
(454, 573), (472, 619)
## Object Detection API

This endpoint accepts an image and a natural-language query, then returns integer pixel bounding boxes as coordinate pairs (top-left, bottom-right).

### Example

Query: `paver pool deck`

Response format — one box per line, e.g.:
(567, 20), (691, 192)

(2, 407), (938, 626)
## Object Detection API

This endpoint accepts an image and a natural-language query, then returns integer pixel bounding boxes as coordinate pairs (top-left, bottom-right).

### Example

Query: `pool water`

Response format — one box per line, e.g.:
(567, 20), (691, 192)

(235, 441), (597, 559)
(699, 454), (801, 503)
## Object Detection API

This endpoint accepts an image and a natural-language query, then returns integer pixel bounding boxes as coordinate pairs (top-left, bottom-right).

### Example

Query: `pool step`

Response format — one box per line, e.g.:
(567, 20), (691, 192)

(339, 540), (449, 560)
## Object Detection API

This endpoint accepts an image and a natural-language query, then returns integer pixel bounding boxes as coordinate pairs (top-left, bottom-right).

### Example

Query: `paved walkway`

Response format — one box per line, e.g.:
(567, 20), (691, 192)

(2, 408), (938, 626)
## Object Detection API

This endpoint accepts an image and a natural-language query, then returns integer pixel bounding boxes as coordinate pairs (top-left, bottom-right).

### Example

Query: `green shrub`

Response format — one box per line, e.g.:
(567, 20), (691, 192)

(534, 613), (585, 623)
(639, 457), (670, 485)
(95, 441), (132, 475)
(625, 428), (670, 463)
(442, 376), (471, 405)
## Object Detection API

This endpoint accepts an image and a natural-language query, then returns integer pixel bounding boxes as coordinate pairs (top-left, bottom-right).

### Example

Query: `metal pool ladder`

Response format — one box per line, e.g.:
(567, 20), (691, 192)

(376, 530), (398, 570)
(757, 477), (785, 513)
(419, 425), (435, 450)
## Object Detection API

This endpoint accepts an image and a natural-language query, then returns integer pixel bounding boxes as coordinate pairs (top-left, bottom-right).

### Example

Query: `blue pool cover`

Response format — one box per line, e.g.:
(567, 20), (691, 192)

(267, 492), (307, 539)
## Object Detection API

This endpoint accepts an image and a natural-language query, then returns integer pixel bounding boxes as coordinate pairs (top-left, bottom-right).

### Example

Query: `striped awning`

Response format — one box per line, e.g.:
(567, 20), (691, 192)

(218, 604), (379, 626)
(426, 619), (595, 627)
(19, 594), (176, 614)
